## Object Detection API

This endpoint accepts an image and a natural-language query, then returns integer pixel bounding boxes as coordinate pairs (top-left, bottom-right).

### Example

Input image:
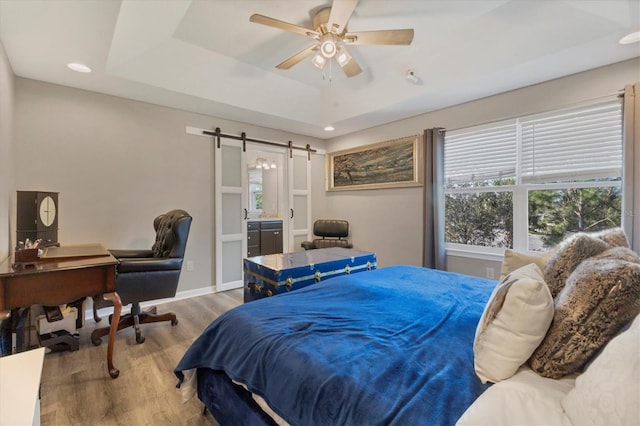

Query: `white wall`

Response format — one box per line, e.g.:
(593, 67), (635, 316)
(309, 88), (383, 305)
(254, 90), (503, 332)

(325, 58), (640, 273)
(0, 40), (14, 261)
(13, 78), (324, 293)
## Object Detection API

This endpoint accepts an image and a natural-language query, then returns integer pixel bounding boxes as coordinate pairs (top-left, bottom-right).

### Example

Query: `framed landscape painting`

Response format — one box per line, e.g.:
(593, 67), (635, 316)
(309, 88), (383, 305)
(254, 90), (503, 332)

(326, 135), (423, 191)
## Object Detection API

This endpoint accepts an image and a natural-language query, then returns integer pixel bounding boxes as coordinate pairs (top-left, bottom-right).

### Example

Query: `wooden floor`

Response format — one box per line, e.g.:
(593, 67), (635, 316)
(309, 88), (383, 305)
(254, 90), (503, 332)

(39, 289), (243, 426)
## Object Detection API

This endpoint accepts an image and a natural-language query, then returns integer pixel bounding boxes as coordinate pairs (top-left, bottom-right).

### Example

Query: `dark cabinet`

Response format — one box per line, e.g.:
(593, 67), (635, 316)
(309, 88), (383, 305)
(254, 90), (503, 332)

(260, 221), (283, 255)
(247, 221), (261, 257)
(247, 220), (283, 256)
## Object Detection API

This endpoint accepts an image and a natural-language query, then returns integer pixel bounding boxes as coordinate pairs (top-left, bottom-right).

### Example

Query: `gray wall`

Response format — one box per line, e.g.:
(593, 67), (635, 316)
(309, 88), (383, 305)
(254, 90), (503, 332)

(12, 78), (324, 294)
(325, 58), (640, 276)
(0, 40), (14, 261)
(4, 56), (638, 288)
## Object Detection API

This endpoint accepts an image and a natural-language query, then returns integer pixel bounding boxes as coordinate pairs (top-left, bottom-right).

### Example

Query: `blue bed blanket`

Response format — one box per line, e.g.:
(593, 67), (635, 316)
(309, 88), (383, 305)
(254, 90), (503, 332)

(175, 265), (496, 425)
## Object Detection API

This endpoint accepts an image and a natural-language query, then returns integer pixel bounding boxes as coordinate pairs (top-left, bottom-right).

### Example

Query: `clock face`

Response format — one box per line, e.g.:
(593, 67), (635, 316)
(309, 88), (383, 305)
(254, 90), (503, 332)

(39, 195), (57, 227)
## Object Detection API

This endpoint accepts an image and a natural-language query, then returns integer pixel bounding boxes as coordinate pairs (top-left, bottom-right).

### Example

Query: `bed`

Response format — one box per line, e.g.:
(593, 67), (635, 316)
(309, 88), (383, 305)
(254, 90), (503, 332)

(174, 265), (497, 425)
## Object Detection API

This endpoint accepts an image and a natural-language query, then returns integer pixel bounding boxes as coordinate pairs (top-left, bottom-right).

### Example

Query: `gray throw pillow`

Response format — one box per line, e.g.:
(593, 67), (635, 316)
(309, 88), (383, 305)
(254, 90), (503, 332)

(530, 253), (640, 379)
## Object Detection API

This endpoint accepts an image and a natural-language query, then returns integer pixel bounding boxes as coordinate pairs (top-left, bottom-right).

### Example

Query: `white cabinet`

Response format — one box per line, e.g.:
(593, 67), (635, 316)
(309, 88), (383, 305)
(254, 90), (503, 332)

(0, 347), (45, 426)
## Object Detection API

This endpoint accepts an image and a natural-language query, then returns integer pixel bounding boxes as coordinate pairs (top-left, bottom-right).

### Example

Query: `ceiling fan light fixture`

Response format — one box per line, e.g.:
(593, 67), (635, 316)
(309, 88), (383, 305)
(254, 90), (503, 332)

(320, 35), (337, 58)
(312, 52), (327, 69)
(336, 46), (352, 66)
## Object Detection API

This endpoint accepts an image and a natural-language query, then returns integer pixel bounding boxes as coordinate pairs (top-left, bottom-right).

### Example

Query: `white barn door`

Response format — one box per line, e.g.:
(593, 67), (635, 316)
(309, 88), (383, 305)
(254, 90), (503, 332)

(288, 151), (311, 251)
(215, 138), (247, 291)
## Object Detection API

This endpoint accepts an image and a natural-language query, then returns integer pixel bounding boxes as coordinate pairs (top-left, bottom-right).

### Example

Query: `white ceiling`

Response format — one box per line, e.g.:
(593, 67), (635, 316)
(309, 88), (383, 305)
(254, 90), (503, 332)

(1, 0), (639, 139)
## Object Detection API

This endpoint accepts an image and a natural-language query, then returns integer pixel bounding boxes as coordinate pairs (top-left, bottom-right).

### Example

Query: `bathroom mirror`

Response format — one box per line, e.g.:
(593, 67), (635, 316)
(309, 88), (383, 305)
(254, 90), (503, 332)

(247, 149), (284, 219)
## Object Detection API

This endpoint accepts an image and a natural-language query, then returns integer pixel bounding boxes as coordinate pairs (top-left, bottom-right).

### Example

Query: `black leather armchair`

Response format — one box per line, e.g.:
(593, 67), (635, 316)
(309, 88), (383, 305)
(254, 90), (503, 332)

(91, 209), (192, 345)
(301, 219), (353, 250)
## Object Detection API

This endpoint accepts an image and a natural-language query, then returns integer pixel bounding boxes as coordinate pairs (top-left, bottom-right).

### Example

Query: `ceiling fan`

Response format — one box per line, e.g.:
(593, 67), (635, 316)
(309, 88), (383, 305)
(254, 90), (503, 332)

(249, 0), (414, 78)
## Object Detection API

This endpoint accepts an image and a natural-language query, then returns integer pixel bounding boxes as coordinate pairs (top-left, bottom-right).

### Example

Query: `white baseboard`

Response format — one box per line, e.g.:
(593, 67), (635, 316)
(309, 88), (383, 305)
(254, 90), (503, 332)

(85, 286), (216, 322)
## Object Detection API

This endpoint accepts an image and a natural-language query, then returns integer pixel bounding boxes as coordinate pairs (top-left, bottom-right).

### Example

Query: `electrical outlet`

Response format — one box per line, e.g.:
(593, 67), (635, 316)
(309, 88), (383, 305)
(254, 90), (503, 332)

(485, 267), (495, 279)
(186, 260), (195, 271)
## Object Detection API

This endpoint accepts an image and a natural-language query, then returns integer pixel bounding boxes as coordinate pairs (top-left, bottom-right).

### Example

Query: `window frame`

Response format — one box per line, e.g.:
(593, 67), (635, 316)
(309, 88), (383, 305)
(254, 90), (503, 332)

(443, 98), (623, 257)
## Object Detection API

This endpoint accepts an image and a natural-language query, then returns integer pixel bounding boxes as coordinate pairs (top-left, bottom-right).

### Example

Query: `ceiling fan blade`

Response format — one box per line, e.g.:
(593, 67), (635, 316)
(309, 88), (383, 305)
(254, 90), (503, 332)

(250, 14), (320, 39)
(328, 0), (359, 34)
(340, 56), (362, 77)
(344, 29), (414, 45)
(275, 45), (318, 70)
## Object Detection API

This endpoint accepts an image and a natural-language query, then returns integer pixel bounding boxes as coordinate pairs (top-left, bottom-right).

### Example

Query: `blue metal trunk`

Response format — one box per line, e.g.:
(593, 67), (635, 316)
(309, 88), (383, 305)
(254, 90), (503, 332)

(243, 247), (377, 302)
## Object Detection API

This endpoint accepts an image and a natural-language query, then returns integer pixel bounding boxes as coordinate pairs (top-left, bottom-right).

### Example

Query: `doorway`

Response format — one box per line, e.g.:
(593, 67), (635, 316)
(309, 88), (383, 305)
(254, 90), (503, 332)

(214, 141), (311, 291)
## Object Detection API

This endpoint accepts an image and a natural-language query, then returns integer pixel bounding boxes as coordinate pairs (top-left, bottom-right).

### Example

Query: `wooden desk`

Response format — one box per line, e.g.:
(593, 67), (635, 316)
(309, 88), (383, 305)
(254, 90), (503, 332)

(0, 244), (122, 378)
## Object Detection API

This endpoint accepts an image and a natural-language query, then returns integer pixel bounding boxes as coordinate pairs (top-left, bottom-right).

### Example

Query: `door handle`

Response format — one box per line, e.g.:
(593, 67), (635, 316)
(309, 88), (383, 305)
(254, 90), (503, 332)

(243, 208), (248, 220)
(290, 208), (294, 219)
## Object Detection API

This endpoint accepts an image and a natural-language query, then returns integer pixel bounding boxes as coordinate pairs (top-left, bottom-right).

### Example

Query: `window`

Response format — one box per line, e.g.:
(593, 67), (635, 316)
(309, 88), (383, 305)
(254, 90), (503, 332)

(444, 100), (623, 253)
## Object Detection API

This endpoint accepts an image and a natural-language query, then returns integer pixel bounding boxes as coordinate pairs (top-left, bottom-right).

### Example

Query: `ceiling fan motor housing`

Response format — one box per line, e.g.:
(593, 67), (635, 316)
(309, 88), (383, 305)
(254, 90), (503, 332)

(312, 7), (336, 35)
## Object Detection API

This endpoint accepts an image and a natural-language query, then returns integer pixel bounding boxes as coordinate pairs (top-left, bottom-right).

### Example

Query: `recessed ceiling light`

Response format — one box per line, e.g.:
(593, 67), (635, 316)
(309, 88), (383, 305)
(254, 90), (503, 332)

(67, 62), (92, 73)
(324, 126), (335, 132)
(619, 31), (640, 45)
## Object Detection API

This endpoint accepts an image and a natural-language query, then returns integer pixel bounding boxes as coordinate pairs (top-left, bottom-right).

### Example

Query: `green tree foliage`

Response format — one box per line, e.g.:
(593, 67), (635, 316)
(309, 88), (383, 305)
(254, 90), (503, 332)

(445, 182), (621, 250)
(528, 186), (622, 247)
(445, 179), (514, 248)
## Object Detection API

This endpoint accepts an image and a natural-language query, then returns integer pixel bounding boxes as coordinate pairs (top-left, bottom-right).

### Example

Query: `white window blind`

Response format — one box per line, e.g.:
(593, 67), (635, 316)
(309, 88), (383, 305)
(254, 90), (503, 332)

(520, 102), (622, 183)
(444, 123), (517, 186)
(444, 100), (622, 187)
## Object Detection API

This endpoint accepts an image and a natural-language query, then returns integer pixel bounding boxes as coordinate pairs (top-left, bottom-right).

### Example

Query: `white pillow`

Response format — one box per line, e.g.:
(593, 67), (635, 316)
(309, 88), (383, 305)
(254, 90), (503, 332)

(500, 249), (552, 279)
(561, 314), (640, 425)
(474, 263), (554, 383)
(456, 367), (575, 426)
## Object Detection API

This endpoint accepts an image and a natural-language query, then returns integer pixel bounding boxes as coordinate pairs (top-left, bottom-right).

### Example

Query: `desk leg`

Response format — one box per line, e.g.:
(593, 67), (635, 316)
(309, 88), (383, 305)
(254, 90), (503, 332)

(103, 292), (122, 379)
(0, 310), (8, 357)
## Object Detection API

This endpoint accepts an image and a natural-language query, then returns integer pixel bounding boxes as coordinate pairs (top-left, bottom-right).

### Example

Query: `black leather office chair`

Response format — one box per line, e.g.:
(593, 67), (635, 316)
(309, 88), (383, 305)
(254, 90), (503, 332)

(301, 219), (353, 250)
(91, 209), (192, 345)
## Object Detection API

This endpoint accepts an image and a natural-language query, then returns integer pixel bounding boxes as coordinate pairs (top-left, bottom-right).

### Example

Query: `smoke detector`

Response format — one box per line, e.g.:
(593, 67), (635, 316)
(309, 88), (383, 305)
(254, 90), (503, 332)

(405, 70), (419, 84)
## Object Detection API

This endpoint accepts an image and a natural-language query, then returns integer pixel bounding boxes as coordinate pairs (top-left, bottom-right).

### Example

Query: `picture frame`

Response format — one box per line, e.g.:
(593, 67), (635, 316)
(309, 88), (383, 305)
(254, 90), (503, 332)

(326, 135), (423, 191)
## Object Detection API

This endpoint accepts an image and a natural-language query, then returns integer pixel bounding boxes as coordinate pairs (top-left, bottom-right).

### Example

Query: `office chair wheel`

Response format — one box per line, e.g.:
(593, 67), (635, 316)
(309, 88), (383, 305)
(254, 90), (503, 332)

(171, 318), (178, 326)
(91, 336), (102, 346)
(136, 335), (146, 344)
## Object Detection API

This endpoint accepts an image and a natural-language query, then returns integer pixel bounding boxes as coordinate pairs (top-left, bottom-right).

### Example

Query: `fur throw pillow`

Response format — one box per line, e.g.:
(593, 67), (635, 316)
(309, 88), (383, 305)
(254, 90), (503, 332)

(591, 227), (629, 248)
(592, 246), (640, 263)
(544, 234), (609, 298)
(543, 229), (628, 298)
(530, 251), (640, 379)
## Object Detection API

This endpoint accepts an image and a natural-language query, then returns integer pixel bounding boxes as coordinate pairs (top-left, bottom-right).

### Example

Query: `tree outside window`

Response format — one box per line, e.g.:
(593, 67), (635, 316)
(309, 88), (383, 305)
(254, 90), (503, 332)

(528, 186), (622, 248)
